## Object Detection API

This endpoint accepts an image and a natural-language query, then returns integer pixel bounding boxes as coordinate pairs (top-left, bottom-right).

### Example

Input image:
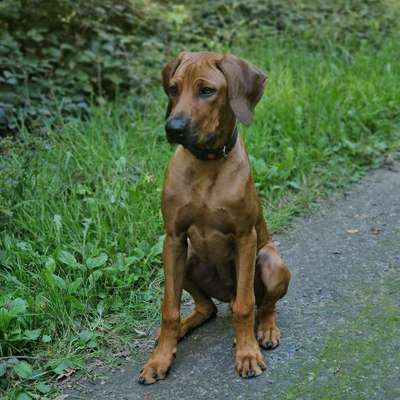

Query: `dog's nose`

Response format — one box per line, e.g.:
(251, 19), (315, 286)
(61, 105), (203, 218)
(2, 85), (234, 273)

(165, 117), (189, 140)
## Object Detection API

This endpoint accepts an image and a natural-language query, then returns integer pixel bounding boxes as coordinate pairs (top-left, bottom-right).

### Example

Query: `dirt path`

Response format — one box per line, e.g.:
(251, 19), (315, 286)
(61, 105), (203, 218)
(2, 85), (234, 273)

(67, 159), (400, 400)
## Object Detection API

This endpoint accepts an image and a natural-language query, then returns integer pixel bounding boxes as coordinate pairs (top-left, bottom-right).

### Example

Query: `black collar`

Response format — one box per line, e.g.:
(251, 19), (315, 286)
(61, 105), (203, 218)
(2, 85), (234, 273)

(183, 126), (238, 161)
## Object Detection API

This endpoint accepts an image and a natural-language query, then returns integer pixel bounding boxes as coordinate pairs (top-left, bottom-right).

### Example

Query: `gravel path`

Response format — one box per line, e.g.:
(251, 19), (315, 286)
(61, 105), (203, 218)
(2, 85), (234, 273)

(67, 159), (400, 400)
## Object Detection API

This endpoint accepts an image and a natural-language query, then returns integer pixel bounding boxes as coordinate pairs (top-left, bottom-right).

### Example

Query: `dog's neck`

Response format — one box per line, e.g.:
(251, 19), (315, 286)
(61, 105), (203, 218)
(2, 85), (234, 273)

(183, 125), (238, 161)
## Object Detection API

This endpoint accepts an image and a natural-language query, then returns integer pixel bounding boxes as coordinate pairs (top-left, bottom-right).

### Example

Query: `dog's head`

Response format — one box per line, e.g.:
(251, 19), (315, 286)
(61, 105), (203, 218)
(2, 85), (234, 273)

(161, 52), (267, 149)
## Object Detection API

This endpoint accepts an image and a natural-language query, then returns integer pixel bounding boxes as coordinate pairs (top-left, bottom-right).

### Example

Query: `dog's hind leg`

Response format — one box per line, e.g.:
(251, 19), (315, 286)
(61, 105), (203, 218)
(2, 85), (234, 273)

(153, 255), (218, 344)
(255, 243), (290, 350)
(180, 276), (217, 339)
(180, 252), (218, 337)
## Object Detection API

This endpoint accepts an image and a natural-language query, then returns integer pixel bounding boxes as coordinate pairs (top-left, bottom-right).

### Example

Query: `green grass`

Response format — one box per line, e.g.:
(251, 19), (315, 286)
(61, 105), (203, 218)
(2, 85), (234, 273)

(1, 29), (400, 400)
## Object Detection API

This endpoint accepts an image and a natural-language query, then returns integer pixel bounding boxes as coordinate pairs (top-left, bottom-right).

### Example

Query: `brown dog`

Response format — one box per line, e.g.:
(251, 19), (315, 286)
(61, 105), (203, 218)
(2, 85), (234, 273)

(138, 52), (290, 384)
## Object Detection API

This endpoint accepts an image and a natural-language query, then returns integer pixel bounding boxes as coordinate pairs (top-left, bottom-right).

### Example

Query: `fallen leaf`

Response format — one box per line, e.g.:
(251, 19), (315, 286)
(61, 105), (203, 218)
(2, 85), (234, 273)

(56, 368), (76, 382)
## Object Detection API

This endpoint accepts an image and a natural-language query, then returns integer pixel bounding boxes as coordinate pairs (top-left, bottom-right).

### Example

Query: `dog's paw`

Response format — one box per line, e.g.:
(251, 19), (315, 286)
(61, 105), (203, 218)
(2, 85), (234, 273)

(138, 355), (173, 385)
(235, 345), (266, 378)
(257, 322), (280, 350)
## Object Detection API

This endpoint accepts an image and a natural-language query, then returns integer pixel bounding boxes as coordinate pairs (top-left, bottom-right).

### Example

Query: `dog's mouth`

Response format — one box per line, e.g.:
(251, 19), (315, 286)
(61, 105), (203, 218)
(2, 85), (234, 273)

(166, 130), (219, 151)
(166, 128), (199, 148)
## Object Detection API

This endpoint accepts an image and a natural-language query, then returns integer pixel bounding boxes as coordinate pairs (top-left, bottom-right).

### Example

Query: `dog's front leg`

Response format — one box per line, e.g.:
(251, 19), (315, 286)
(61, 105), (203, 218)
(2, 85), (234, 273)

(139, 234), (187, 384)
(233, 228), (266, 378)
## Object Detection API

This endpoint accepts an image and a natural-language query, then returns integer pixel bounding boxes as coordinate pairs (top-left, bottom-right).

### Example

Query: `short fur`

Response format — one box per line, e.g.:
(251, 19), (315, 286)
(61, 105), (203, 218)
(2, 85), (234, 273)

(139, 51), (290, 384)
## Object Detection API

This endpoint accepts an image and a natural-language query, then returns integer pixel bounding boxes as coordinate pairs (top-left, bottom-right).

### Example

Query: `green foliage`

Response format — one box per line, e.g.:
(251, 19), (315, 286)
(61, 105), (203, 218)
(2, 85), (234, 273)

(0, 298), (44, 355)
(0, 0), (162, 133)
(0, 0), (397, 134)
(0, 355), (82, 399)
(0, 1), (400, 397)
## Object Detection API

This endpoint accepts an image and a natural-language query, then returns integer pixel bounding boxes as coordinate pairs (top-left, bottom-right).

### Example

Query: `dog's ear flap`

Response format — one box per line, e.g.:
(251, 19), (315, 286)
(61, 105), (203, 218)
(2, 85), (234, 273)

(161, 52), (187, 94)
(161, 53), (186, 118)
(217, 55), (267, 126)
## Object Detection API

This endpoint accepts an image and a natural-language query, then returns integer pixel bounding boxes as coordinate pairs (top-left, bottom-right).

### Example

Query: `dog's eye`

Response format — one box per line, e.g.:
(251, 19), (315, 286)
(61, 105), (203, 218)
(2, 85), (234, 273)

(199, 87), (216, 98)
(169, 85), (178, 97)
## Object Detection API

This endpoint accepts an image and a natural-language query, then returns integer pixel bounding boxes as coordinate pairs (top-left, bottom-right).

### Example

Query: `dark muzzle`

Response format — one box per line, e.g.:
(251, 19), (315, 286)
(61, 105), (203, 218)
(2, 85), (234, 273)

(165, 116), (191, 144)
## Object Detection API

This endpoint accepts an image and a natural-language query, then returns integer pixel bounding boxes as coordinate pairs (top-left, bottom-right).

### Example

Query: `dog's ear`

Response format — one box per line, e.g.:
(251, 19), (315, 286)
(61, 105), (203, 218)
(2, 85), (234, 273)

(162, 58), (179, 94)
(161, 52), (188, 94)
(161, 53), (186, 118)
(217, 55), (267, 125)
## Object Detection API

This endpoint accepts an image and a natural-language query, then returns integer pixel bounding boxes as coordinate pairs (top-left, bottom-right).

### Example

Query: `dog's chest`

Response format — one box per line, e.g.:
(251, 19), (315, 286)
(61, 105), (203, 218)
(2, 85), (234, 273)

(179, 181), (238, 229)
(182, 197), (237, 263)
(187, 221), (234, 264)
(164, 158), (255, 263)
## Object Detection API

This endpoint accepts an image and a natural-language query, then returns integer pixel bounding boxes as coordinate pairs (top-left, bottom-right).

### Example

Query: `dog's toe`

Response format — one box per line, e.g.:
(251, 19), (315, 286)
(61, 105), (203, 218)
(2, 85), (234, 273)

(259, 338), (280, 350)
(246, 370), (256, 378)
(236, 347), (266, 379)
(257, 323), (281, 351)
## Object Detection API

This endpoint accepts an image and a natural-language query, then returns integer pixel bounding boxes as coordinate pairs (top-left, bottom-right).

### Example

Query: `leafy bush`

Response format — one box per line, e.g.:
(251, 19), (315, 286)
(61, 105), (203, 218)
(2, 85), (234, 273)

(0, 0), (397, 134)
(0, 0), (167, 133)
(0, 297), (36, 355)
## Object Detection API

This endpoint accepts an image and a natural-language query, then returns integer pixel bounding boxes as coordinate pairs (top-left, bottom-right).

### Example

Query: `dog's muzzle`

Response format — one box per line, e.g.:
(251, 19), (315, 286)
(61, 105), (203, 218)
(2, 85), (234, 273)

(165, 116), (192, 145)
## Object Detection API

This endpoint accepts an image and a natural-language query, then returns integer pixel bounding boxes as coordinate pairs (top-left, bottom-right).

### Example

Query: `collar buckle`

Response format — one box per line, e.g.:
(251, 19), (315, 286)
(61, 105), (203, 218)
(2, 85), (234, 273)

(222, 145), (227, 159)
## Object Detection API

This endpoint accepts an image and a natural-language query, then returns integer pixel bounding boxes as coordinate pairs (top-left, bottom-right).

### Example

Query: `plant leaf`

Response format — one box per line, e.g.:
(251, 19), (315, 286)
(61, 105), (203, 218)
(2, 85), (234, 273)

(37, 382), (51, 394)
(52, 274), (67, 290)
(86, 253), (108, 269)
(68, 277), (83, 294)
(13, 361), (33, 379)
(24, 328), (41, 341)
(10, 298), (27, 315)
(59, 250), (77, 267)
(16, 393), (32, 400)
(42, 335), (52, 343)
(0, 362), (7, 377)
(53, 359), (74, 375)
(79, 329), (94, 343)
